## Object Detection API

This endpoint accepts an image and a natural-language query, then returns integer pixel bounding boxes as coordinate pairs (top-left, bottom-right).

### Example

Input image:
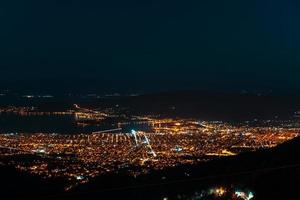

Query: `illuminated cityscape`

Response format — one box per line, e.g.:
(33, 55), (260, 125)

(1, 0), (300, 198)
(0, 105), (299, 192)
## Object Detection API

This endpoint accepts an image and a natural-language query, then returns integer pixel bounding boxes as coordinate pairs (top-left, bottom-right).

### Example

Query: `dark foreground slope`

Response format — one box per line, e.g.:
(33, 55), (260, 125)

(70, 137), (300, 200)
(0, 166), (65, 199)
(1, 137), (298, 200)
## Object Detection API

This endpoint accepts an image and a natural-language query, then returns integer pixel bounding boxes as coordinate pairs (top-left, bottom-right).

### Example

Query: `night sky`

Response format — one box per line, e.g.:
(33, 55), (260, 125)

(1, 0), (300, 93)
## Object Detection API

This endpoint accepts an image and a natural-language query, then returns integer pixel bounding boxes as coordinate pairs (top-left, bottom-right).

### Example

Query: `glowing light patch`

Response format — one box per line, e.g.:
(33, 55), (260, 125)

(76, 176), (84, 180)
(235, 191), (254, 200)
(131, 129), (138, 145)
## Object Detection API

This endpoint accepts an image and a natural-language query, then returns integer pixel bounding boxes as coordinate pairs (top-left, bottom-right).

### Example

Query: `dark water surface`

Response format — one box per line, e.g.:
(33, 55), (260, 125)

(0, 112), (128, 134)
(0, 113), (150, 134)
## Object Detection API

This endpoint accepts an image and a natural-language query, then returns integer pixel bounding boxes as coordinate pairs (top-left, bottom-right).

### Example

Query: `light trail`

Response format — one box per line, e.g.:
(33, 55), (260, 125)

(92, 128), (122, 134)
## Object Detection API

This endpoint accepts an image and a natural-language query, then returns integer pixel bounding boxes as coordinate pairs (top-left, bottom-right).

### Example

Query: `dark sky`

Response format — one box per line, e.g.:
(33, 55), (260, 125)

(1, 0), (300, 93)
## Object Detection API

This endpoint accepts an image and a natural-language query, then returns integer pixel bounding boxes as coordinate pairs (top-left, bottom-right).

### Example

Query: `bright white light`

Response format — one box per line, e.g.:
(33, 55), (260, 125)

(235, 191), (254, 200)
(76, 176), (84, 180)
(131, 129), (138, 145)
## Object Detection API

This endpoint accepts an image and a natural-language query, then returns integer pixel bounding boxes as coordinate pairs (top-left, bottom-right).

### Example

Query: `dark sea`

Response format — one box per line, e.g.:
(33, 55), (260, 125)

(0, 113), (149, 134)
(0, 95), (112, 134)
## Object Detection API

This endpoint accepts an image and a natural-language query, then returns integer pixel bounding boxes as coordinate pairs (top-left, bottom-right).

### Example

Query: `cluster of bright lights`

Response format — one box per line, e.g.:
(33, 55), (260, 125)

(131, 129), (157, 157)
(209, 187), (226, 197)
(235, 191), (254, 200)
(206, 187), (254, 199)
